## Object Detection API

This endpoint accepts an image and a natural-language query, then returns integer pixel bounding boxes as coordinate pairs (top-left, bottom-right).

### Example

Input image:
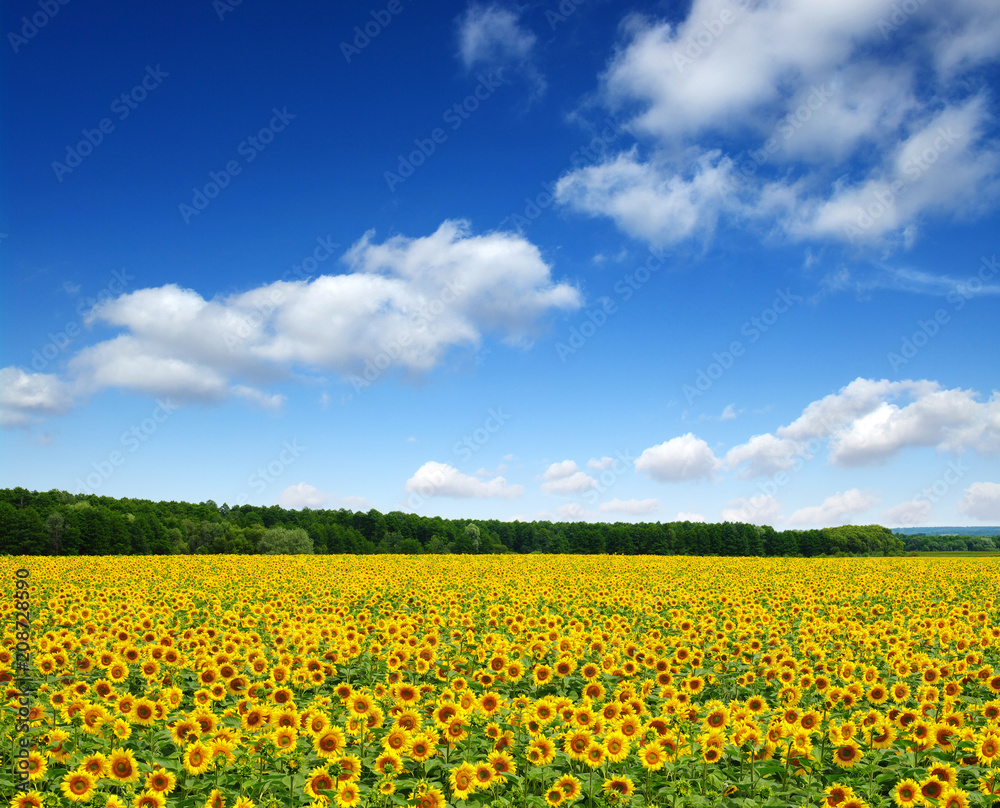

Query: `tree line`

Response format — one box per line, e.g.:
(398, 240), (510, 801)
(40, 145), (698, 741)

(899, 533), (999, 552)
(0, 488), (905, 557)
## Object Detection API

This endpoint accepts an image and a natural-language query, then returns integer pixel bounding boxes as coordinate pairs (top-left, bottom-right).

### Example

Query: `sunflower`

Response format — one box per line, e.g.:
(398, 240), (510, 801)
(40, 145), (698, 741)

(146, 767), (177, 795)
(488, 750), (517, 777)
(304, 766), (336, 800)
(412, 787), (446, 808)
(928, 762), (958, 787)
(133, 792), (167, 808)
(533, 665), (554, 686)
(23, 750), (49, 781)
(528, 737), (557, 765)
(108, 748), (140, 783)
(315, 726), (347, 759)
(335, 781), (361, 808)
(202, 789), (225, 808)
(603, 729), (630, 763)
(474, 762), (495, 789)
(61, 770), (97, 803)
(639, 742), (665, 771)
(133, 697), (157, 726)
(868, 721), (897, 750)
(182, 741), (212, 776)
(602, 776), (635, 799)
(556, 774), (582, 800)
(336, 754), (362, 783)
(408, 731), (439, 762)
(824, 784), (857, 806)
(563, 729), (593, 761)
(10, 792), (45, 808)
(374, 750), (403, 777)
(893, 779), (920, 807)
(545, 786), (565, 806)
(977, 734), (1000, 766)
(449, 762), (477, 800)
(939, 787), (970, 808)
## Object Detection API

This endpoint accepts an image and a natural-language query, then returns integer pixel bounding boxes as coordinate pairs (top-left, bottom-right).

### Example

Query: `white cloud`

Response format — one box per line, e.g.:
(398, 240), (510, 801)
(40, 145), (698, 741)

(3, 221), (580, 424)
(556, 0), (1000, 249)
(556, 503), (591, 520)
(727, 378), (1000, 475)
(0, 367), (76, 427)
(720, 494), (781, 525)
(725, 433), (806, 478)
(959, 482), (1000, 520)
(555, 148), (736, 247)
(543, 460), (578, 480)
(541, 471), (598, 495)
(881, 498), (933, 528)
(676, 511), (705, 522)
(635, 433), (720, 482)
(788, 488), (879, 527)
(456, 4), (544, 96)
(587, 456), (615, 470)
(599, 498), (660, 515)
(405, 461), (523, 499)
(276, 483), (330, 509)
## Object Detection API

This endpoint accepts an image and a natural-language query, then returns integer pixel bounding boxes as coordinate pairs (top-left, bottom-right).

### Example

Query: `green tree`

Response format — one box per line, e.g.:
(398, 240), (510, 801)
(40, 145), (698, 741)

(257, 526), (314, 555)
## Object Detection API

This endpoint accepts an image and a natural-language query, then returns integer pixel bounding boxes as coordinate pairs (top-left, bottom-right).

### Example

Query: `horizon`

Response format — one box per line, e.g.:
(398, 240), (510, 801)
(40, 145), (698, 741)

(2, 0), (999, 530)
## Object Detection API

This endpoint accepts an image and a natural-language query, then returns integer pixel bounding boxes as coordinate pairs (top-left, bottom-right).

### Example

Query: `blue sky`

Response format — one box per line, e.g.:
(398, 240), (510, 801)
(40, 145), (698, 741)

(2, 0), (999, 528)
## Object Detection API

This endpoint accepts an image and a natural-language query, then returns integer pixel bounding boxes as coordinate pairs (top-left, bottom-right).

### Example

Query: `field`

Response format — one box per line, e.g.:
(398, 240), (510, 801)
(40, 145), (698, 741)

(3, 555), (1000, 808)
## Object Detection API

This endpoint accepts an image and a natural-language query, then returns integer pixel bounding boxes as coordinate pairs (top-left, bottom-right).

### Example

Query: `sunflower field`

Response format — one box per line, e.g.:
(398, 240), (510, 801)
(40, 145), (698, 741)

(3, 554), (1000, 808)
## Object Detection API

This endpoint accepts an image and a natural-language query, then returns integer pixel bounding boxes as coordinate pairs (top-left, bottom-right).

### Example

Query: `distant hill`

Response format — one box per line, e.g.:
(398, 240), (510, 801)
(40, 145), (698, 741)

(893, 526), (1000, 537)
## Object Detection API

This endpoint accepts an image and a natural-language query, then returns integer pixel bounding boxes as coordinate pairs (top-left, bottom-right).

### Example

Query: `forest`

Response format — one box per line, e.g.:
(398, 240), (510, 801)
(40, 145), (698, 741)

(0, 487), (906, 557)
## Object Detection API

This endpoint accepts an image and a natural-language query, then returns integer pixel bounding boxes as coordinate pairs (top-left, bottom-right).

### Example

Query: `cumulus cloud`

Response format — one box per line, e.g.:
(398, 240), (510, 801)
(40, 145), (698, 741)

(405, 461), (523, 499)
(676, 511), (705, 522)
(788, 488), (879, 527)
(587, 456), (615, 470)
(727, 378), (1000, 475)
(456, 4), (545, 97)
(543, 460), (578, 480)
(276, 483), (330, 510)
(555, 0), (1000, 249)
(599, 498), (660, 515)
(541, 471), (598, 495)
(635, 433), (720, 481)
(959, 482), (1000, 520)
(720, 494), (781, 525)
(881, 498), (933, 528)
(0, 367), (76, 427)
(1, 221), (580, 426)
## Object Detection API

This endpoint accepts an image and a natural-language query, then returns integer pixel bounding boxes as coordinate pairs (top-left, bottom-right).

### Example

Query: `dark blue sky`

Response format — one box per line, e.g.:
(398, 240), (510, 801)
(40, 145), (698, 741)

(3, 0), (999, 526)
